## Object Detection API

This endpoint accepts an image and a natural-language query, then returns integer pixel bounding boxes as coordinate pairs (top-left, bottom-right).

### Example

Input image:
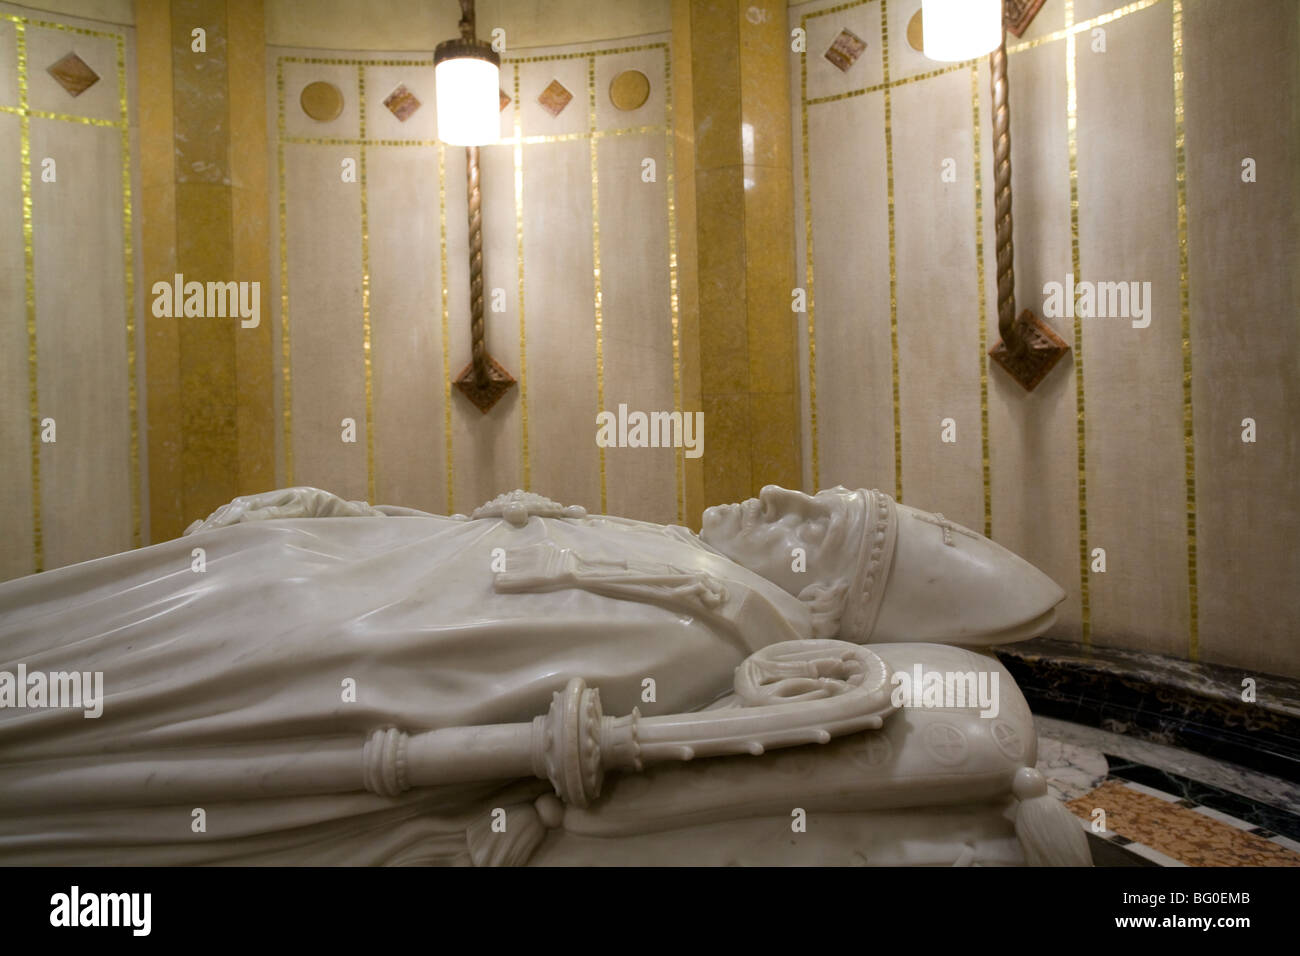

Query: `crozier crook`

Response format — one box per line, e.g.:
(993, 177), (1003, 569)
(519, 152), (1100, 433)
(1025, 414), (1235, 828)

(0, 642), (895, 812)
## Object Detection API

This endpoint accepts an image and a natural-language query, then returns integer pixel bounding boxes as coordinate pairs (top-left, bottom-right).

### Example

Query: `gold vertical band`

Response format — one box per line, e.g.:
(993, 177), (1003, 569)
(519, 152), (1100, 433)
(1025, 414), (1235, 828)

(276, 56), (294, 484)
(971, 63), (991, 539)
(16, 21), (41, 572)
(1065, 0), (1091, 647)
(513, 62), (530, 491)
(116, 35), (141, 549)
(587, 55), (607, 513)
(438, 142), (453, 513)
(881, 0), (902, 502)
(663, 46), (684, 524)
(800, 13), (819, 492)
(356, 64), (377, 504)
(1172, 0), (1198, 660)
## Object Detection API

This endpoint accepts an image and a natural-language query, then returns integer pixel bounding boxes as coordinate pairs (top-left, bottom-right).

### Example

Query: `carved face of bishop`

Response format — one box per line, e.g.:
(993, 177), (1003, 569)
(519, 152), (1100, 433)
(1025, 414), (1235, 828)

(700, 485), (862, 596)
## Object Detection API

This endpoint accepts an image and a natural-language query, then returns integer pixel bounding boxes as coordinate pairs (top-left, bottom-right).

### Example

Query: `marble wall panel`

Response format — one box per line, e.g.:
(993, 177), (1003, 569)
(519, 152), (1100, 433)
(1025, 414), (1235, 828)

(519, 137), (600, 509)
(270, 37), (674, 521)
(790, 0), (1300, 676)
(1075, 0), (1188, 658)
(30, 118), (133, 570)
(805, 90), (893, 493)
(0, 19), (16, 108)
(1183, 0), (1300, 676)
(366, 144), (447, 513)
(597, 130), (677, 524)
(892, 68), (983, 532)
(0, 110), (33, 580)
(282, 141), (367, 501)
(0, 4), (139, 581)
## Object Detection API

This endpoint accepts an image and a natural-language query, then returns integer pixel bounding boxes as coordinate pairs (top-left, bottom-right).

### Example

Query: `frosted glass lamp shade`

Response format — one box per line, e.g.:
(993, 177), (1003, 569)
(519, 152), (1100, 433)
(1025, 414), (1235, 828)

(921, 0), (1003, 62)
(434, 40), (501, 146)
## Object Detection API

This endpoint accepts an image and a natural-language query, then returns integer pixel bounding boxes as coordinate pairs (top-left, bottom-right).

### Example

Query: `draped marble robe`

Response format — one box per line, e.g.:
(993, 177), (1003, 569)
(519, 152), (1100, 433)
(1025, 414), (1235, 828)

(0, 508), (812, 865)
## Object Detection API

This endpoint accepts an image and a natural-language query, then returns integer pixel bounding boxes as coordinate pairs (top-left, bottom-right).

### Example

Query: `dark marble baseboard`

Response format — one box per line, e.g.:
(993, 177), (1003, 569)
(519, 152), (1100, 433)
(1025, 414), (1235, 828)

(996, 639), (1300, 783)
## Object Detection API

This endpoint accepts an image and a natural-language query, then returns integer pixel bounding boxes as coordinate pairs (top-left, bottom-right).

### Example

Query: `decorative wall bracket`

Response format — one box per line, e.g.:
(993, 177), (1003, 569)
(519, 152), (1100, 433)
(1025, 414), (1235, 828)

(989, 309), (1071, 391)
(454, 352), (516, 413)
(987, 1), (1069, 392)
(1002, 0), (1048, 38)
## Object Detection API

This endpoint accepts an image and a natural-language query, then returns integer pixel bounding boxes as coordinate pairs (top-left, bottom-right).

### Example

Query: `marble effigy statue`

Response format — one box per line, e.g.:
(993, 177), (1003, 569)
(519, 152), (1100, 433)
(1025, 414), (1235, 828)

(0, 485), (1091, 866)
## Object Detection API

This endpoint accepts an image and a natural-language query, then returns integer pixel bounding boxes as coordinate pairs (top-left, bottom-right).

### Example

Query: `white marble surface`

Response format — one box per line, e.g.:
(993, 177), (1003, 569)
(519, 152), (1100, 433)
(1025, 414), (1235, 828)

(1034, 734), (1108, 802)
(1034, 714), (1300, 814)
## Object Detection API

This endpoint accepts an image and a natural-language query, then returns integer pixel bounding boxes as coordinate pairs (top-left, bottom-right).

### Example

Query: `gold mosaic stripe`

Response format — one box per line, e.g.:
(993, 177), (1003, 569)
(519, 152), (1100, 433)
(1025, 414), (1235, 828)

(880, 0), (902, 502)
(662, 45), (683, 523)
(276, 56), (294, 484)
(503, 42), (667, 64)
(1008, 0), (1163, 55)
(1065, 0), (1091, 648)
(278, 42), (666, 70)
(805, 80), (888, 107)
(587, 55), (606, 513)
(513, 62), (530, 492)
(280, 125), (665, 148)
(0, 104), (123, 127)
(358, 64), (376, 504)
(279, 56), (431, 67)
(799, 11), (820, 492)
(971, 64), (991, 539)
(115, 34), (140, 549)
(1172, 0), (1198, 660)
(1, 12), (115, 37)
(16, 21), (40, 572)
(804, 0), (874, 22)
(438, 142), (453, 513)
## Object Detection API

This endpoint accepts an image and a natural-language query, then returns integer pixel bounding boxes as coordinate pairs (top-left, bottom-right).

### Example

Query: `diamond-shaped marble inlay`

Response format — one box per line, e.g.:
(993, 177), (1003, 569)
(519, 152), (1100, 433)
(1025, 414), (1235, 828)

(824, 28), (866, 72)
(47, 51), (99, 97)
(383, 84), (421, 122)
(499, 89), (511, 112)
(537, 79), (572, 117)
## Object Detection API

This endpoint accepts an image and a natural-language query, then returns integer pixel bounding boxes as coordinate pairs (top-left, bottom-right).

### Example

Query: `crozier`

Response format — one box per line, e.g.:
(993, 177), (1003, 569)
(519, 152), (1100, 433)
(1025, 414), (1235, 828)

(0, 485), (1089, 866)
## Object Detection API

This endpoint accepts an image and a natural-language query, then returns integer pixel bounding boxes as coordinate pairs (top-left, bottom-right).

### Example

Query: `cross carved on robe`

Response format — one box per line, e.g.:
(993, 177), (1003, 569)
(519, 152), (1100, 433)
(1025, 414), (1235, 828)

(912, 512), (979, 548)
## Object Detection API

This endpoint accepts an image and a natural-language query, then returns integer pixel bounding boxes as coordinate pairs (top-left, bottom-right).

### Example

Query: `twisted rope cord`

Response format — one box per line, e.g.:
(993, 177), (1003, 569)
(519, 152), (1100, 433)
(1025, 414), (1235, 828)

(990, 38), (1025, 358)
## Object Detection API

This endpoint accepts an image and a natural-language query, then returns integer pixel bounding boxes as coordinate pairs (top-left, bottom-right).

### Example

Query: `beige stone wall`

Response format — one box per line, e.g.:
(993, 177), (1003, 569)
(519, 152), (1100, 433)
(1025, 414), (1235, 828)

(0, 1), (143, 579)
(791, 0), (1300, 678)
(268, 34), (682, 521)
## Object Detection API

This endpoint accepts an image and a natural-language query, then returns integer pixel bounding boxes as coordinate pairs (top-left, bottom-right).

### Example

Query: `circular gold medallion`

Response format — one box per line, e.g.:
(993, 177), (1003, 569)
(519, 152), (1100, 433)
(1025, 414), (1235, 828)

(608, 69), (650, 111)
(907, 8), (925, 53)
(300, 80), (344, 122)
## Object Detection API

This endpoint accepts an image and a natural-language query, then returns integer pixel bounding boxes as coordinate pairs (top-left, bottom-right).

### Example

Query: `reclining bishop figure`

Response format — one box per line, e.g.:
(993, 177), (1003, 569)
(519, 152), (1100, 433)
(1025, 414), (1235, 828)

(0, 484), (1091, 866)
